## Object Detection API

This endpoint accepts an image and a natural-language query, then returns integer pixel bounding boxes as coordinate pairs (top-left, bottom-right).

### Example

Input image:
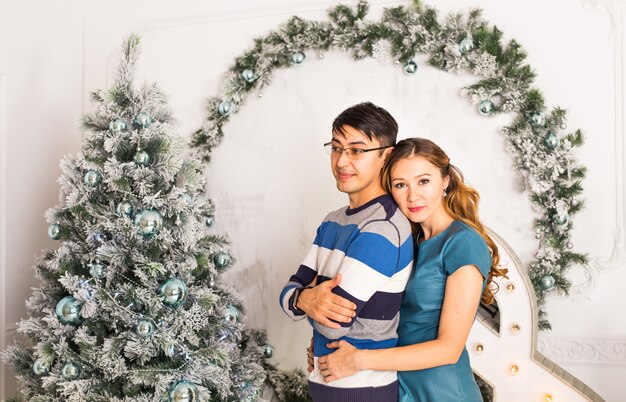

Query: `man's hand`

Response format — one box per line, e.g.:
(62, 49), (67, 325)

(307, 337), (314, 373)
(296, 274), (356, 328)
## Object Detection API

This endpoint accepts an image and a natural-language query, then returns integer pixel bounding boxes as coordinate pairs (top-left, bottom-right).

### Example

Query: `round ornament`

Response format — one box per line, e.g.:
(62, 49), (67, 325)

(55, 296), (82, 325)
(478, 99), (495, 116)
(168, 380), (198, 402)
(134, 111), (152, 129)
(61, 362), (80, 380)
(529, 112), (547, 128)
(133, 150), (151, 166)
(458, 37), (474, 54)
(158, 277), (188, 307)
(403, 60), (418, 74)
(116, 201), (134, 217)
(83, 170), (102, 186)
(32, 358), (50, 376)
(224, 305), (240, 324)
(89, 260), (107, 279)
(262, 344), (274, 359)
(213, 252), (230, 268)
(165, 343), (180, 358)
(539, 274), (556, 291)
(241, 69), (257, 83)
(218, 101), (232, 116)
(543, 132), (560, 150)
(291, 52), (306, 64)
(553, 213), (569, 226)
(205, 215), (215, 228)
(134, 210), (163, 238)
(136, 319), (155, 337)
(109, 119), (127, 133)
(560, 122), (568, 130)
(48, 223), (62, 240)
(179, 192), (193, 206)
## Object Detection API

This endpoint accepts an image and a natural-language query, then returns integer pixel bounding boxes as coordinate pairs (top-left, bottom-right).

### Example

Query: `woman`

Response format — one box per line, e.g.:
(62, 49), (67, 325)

(317, 138), (508, 401)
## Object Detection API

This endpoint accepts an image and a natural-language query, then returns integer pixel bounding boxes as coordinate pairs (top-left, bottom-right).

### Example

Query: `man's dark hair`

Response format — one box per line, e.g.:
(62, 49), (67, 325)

(332, 102), (398, 147)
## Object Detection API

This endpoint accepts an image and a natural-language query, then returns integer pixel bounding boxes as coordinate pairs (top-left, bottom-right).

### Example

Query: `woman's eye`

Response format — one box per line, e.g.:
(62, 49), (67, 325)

(418, 179), (430, 185)
(393, 183), (407, 189)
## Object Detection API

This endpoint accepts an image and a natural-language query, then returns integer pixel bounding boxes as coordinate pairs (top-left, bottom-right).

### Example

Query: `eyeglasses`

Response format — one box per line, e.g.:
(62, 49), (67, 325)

(323, 142), (392, 160)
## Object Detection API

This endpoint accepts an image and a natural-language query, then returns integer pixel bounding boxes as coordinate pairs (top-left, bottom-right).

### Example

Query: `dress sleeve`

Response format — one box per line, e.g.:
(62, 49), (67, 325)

(442, 228), (491, 279)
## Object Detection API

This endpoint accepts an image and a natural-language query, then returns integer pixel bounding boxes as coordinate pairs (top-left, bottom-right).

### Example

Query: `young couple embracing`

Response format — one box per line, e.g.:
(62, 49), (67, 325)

(279, 102), (507, 402)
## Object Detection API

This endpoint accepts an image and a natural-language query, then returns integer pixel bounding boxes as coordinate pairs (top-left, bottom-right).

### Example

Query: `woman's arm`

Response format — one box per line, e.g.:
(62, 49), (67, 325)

(319, 264), (484, 381)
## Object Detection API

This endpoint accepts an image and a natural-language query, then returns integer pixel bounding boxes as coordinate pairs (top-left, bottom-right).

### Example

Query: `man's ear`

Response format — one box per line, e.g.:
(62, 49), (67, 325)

(382, 146), (394, 163)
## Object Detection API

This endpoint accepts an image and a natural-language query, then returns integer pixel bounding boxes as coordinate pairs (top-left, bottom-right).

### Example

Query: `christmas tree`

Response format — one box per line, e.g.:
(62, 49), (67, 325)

(1, 34), (306, 402)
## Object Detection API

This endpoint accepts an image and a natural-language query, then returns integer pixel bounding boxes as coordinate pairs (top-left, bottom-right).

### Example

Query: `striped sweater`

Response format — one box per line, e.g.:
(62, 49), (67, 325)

(279, 194), (414, 402)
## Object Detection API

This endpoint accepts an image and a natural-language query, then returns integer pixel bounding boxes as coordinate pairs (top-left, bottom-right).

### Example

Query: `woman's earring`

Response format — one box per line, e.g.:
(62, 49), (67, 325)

(443, 189), (448, 198)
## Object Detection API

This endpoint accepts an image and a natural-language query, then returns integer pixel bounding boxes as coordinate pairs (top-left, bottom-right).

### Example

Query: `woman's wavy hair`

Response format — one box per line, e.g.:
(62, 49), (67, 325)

(382, 137), (508, 304)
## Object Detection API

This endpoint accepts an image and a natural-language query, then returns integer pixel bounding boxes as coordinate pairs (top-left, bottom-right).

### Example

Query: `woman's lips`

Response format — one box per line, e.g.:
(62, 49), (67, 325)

(408, 206), (425, 212)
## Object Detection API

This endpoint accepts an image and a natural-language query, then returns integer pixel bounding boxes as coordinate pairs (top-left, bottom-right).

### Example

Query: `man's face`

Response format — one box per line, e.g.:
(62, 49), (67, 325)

(329, 125), (390, 204)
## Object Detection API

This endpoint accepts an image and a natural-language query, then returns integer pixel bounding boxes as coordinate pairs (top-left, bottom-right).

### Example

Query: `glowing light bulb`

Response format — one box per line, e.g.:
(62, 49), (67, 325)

(505, 282), (515, 292)
(511, 324), (521, 333)
(510, 364), (519, 375)
(474, 343), (484, 354)
(544, 394), (553, 402)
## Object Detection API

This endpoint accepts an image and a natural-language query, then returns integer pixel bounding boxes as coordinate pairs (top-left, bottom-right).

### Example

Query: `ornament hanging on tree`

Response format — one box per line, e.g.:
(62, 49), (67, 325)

(539, 274), (556, 291)
(134, 209), (163, 238)
(88, 260), (107, 279)
(61, 362), (81, 380)
(109, 119), (127, 133)
(135, 319), (155, 337)
(458, 37), (474, 54)
(403, 60), (418, 74)
(55, 296), (82, 326)
(133, 149), (151, 166)
(204, 215), (215, 228)
(224, 305), (240, 324)
(478, 99), (495, 116)
(158, 277), (188, 307)
(291, 52), (306, 64)
(32, 358), (50, 376)
(217, 101), (232, 116)
(553, 213), (569, 225)
(529, 112), (547, 128)
(168, 380), (198, 402)
(47, 223), (62, 240)
(262, 344), (274, 359)
(241, 69), (257, 83)
(133, 111), (152, 129)
(178, 192), (193, 206)
(164, 343), (180, 358)
(543, 132), (560, 150)
(213, 252), (230, 268)
(83, 170), (102, 186)
(116, 201), (133, 217)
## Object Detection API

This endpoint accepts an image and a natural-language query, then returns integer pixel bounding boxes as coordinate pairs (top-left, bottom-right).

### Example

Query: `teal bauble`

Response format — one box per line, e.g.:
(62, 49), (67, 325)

(158, 277), (188, 307)
(168, 380), (198, 402)
(539, 274), (556, 291)
(478, 99), (495, 116)
(262, 344), (274, 359)
(403, 60), (418, 74)
(205, 215), (215, 228)
(136, 319), (155, 337)
(213, 252), (230, 268)
(179, 192), (193, 206)
(165, 343), (180, 358)
(55, 296), (82, 325)
(458, 37), (474, 54)
(84, 170), (102, 186)
(553, 213), (569, 225)
(224, 305), (240, 324)
(89, 260), (106, 279)
(116, 201), (133, 217)
(544, 132), (560, 150)
(530, 112), (547, 128)
(48, 223), (62, 240)
(134, 210), (163, 238)
(61, 362), (80, 380)
(217, 101), (232, 115)
(109, 119), (127, 133)
(241, 69), (256, 83)
(291, 52), (306, 64)
(32, 358), (50, 376)
(134, 111), (152, 129)
(133, 150), (151, 166)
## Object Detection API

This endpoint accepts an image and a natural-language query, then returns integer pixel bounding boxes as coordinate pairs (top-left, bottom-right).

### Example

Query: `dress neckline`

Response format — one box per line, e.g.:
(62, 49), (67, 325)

(418, 220), (458, 246)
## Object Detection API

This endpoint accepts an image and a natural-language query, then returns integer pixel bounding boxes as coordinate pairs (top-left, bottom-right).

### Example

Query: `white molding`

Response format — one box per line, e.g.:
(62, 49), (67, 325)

(566, 0), (626, 302)
(0, 72), (8, 398)
(538, 334), (626, 366)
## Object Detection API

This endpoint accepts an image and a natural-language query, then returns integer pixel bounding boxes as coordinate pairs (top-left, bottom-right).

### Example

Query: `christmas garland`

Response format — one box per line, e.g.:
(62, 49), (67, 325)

(190, 0), (587, 329)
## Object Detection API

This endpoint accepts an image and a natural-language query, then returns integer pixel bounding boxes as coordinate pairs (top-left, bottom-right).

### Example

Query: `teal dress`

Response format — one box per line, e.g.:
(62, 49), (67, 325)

(397, 220), (491, 402)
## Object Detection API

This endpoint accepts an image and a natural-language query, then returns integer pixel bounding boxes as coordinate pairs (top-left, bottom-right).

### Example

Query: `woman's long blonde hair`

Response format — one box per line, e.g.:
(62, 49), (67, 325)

(382, 138), (508, 304)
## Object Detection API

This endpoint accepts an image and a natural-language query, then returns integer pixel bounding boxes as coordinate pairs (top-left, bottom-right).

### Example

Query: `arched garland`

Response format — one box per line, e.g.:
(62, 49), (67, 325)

(190, 0), (587, 330)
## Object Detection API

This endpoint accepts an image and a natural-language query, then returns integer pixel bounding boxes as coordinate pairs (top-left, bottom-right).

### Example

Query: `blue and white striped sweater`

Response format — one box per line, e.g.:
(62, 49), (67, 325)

(280, 194), (413, 401)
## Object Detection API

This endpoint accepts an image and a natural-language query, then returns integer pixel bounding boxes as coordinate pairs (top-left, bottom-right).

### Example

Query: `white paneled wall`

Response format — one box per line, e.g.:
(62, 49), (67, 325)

(1, 0), (624, 400)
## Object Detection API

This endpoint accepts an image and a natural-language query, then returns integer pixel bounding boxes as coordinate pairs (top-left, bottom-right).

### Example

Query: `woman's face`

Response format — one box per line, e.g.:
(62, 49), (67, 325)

(389, 156), (450, 225)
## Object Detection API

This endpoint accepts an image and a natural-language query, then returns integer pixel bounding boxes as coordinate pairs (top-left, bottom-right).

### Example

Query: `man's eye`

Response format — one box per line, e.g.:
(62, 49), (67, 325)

(350, 148), (366, 155)
(331, 146), (343, 153)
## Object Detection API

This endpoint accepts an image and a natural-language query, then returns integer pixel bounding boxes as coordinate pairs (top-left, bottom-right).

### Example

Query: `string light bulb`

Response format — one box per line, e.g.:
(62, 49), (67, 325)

(510, 364), (519, 375)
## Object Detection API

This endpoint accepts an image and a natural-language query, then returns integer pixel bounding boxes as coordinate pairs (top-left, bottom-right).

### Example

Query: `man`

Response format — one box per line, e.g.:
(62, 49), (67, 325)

(279, 102), (414, 401)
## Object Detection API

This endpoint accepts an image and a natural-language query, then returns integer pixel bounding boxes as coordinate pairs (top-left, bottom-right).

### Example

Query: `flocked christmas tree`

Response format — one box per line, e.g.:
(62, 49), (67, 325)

(2, 34), (309, 402)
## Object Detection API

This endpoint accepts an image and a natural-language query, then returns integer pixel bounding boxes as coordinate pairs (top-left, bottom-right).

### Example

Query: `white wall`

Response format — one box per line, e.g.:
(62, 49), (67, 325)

(1, 0), (624, 400)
